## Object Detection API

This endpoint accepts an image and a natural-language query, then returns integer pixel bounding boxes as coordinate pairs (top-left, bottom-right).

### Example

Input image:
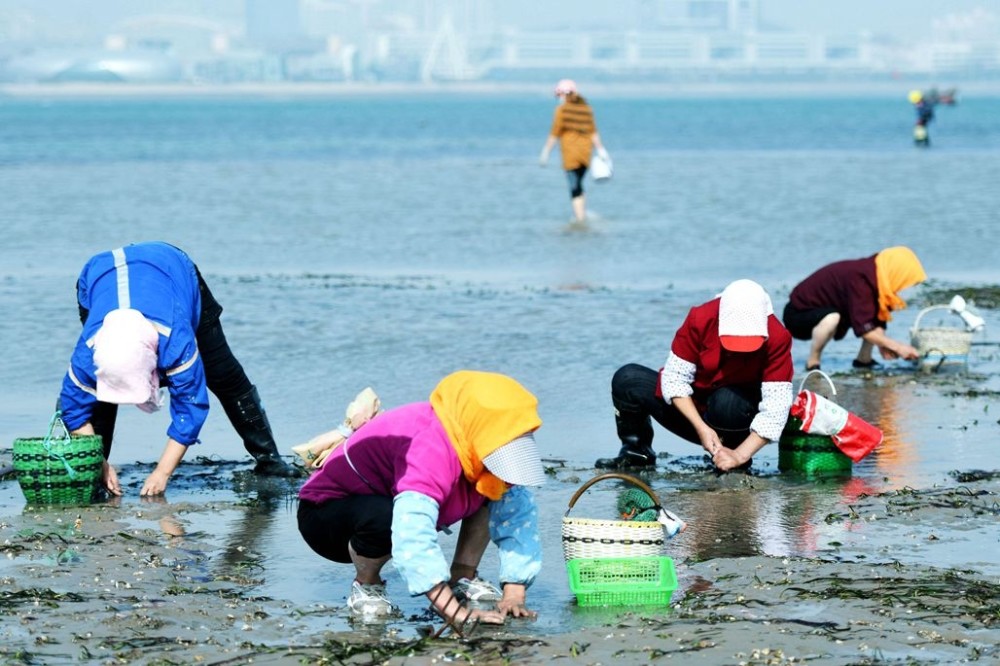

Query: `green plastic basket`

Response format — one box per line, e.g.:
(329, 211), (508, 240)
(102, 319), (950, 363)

(778, 417), (851, 477)
(12, 412), (103, 505)
(567, 556), (677, 607)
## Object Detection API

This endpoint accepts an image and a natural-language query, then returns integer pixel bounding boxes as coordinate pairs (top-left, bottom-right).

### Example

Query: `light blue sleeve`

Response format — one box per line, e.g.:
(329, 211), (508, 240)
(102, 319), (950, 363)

(392, 490), (450, 596)
(489, 485), (542, 587)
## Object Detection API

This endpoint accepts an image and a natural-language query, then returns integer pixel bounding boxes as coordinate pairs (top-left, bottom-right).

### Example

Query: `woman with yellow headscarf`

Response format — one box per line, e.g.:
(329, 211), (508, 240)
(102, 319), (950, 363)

(782, 247), (926, 371)
(297, 370), (544, 626)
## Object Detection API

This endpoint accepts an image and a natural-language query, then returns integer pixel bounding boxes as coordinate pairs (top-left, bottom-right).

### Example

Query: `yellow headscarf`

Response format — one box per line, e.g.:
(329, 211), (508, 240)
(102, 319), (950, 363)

(874, 246), (926, 322)
(430, 370), (542, 501)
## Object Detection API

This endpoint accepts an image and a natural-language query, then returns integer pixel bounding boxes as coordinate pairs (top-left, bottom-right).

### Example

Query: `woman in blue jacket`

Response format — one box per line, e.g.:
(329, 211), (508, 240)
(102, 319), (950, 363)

(60, 242), (298, 496)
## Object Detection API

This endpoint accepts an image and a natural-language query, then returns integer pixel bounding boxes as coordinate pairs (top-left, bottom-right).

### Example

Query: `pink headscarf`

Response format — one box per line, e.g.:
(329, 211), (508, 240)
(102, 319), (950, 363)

(93, 308), (161, 411)
(554, 79), (577, 96)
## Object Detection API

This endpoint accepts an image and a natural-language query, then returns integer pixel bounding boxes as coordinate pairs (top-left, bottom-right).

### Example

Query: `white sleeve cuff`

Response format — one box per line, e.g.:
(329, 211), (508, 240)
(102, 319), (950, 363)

(750, 381), (794, 442)
(659, 352), (696, 403)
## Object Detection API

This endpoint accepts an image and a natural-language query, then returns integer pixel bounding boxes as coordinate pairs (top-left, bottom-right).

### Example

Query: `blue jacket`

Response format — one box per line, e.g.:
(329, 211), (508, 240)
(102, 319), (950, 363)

(60, 242), (209, 446)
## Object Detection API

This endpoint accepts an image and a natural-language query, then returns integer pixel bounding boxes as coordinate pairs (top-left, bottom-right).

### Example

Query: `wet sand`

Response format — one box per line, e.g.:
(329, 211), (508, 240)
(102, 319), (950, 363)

(1, 458), (997, 665)
(5, 329), (1000, 665)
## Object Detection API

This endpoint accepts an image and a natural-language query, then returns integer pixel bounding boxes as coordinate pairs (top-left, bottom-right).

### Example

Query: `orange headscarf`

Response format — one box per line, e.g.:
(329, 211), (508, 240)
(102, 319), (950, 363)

(874, 246), (926, 322)
(430, 370), (542, 501)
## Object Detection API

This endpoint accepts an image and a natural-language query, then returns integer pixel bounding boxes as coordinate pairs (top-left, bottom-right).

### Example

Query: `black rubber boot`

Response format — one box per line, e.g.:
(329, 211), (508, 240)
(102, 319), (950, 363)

(221, 386), (302, 477)
(595, 435), (657, 469)
(595, 405), (658, 469)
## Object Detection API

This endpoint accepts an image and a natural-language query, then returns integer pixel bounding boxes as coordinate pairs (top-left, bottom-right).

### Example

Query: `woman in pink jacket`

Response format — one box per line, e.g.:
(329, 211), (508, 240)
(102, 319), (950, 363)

(298, 370), (545, 626)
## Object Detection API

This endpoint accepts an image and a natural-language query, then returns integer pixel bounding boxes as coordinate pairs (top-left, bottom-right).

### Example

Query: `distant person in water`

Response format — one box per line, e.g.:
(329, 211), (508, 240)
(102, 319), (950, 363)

(539, 79), (608, 223)
(909, 88), (956, 147)
(597, 280), (794, 473)
(59, 242), (300, 498)
(782, 246), (927, 371)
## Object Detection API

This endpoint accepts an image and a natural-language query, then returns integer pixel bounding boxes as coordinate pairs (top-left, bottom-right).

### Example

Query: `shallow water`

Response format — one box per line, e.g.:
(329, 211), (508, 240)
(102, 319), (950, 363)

(1, 94), (998, 638)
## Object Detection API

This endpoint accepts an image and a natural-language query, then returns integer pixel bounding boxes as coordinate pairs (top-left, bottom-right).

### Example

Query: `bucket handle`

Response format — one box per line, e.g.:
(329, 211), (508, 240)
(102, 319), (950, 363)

(43, 411), (78, 478)
(919, 347), (948, 374)
(797, 369), (836, 397)
(564, 472), (663, 516)
(911, 305), (961, 333)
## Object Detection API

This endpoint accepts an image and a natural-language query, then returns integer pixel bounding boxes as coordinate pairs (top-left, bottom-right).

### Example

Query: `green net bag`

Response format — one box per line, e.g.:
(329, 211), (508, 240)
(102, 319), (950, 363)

(778, 370), (851, 477)
(13, 411), (104, 505)
(778, 417), (852, 477)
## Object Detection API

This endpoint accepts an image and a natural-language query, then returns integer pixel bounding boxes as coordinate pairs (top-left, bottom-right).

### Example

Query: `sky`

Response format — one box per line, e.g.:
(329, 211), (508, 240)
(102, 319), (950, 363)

(0, 0), (994, 43)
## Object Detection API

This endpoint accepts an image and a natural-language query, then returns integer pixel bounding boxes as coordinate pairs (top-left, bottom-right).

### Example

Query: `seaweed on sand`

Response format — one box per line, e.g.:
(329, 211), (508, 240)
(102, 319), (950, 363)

(822, 484), (1000, 522)
(781, 570), (1000, 628)
(918, 283), (1000, 310)
(257, 635), (550, 666)
(0, 587), (86, 610)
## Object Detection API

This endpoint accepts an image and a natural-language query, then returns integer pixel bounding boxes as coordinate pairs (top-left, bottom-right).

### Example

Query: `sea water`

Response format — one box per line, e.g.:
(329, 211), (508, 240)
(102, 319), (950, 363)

(1, 92), (998, 632)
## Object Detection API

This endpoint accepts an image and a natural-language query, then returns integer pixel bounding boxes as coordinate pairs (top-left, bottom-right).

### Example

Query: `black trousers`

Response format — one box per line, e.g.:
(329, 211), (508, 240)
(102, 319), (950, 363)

(781, 302), (847, 342)
(83, 268), (253, 456)
(298, 496), (394, 563)
(611, 363), (761, 450)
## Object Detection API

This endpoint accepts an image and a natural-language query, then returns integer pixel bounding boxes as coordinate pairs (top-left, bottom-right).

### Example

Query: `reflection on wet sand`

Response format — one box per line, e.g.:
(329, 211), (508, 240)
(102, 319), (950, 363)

(852, 381), (923, 489)
(654, 474), (880, 565)
(221, 473), (294, 569)
(667, 481), (763, 562)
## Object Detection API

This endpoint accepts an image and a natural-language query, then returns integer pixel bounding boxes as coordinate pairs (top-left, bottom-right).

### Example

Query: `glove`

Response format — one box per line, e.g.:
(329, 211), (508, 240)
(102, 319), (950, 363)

(538, 148), (550, 166)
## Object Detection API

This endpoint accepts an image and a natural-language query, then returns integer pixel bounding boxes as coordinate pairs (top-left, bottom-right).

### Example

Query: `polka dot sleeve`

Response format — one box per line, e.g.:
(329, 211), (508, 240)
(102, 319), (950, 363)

(659, 351), (697, 402)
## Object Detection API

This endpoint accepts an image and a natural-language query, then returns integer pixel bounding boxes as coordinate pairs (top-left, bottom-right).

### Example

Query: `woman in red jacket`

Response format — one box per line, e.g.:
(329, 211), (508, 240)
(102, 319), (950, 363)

(596, 280), (794, 472)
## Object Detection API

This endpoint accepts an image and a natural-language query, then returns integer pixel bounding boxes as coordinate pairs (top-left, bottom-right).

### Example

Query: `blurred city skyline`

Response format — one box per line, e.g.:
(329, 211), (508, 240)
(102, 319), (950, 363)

(0, 0), (994, 43)
(0, 1), (997, 85)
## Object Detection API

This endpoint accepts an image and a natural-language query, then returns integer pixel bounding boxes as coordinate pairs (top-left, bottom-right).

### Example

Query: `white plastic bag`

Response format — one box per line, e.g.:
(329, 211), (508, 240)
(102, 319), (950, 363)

(590, 151), (613, 182)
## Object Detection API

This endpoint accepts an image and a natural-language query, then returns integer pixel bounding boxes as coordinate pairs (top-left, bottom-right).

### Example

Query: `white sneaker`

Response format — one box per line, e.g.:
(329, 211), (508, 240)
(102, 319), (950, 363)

(451, 576), (502, 603)
(347, 580), (395, 618)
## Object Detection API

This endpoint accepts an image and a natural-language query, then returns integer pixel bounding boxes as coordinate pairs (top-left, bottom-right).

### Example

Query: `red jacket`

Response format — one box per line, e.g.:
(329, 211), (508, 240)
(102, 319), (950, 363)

(660, 297), (794, 408)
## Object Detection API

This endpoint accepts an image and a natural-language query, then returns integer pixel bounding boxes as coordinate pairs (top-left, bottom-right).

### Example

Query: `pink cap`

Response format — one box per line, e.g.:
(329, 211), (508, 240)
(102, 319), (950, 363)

(554, 78), (577, 96)
(93, 309), (160, 405)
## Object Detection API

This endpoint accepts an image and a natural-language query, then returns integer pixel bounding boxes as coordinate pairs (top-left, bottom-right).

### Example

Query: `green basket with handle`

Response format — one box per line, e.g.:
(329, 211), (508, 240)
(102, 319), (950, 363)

(778, 370), (852, 477)
(563, 473), (682, 607)
(567, 556), (677, 607)
(12, 411), (104, 505)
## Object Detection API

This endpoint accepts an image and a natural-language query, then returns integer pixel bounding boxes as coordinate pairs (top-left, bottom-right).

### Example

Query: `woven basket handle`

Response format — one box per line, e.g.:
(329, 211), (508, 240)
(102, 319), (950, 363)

(564, 472), (663, 516)
(797, 369), (836, 397)
(911, 305), (956, 332)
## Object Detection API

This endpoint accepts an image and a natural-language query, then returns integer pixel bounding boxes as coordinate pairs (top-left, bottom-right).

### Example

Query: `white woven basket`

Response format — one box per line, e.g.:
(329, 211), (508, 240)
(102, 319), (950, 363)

(910, 305), (972, 370)
(562, 473), (667, 561)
